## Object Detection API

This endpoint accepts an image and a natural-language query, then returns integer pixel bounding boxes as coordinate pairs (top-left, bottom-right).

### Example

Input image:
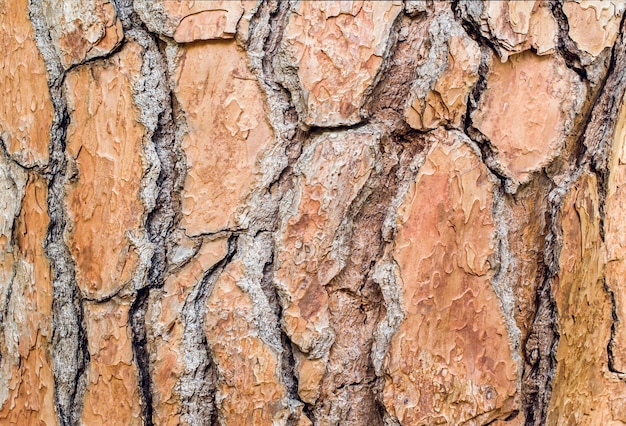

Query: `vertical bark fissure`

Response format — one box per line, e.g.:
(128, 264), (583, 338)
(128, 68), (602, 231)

(128, 287), (153, 425)
(261, 255), (291, 364)
(522, 154), (591, 424)
(521, 16), (626, 419)
(321, 133), (426, 425)
(585, 15), (626, 232)
(248, 0), (296, 142)
(361, 8), (447, 424)
(247, 0), (311, 411)
(109, 1), (186, 422)
(580, 17), (626, 376)
(453, 7), (626, 423)
(604, 276), (626, 376)
(366, 11), (429, 128)
(27, 1), (91, 424)
(178, 235), (237, 425)
(491, 185), (524, 369)
(522, 203), (560, 426)
(258, 240), (308, 418)
(127, 48), (179, 426)
(452, 1), (505, 66)
(549, 0), (589, 81)
(462, 46), (512, 190)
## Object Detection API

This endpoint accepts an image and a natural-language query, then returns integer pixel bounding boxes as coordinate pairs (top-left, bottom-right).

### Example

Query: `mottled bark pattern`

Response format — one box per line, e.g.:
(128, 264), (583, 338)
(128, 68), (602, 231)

(1, 1), (626, 425)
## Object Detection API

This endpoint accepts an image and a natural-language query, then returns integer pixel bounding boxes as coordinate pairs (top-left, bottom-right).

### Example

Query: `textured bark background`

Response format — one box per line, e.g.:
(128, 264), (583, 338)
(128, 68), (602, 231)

(1, 0), (626, 425)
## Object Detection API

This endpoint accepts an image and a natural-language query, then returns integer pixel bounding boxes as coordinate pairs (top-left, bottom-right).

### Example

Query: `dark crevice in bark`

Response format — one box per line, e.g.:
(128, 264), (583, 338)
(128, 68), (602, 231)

(520, 19), (626, 425)
(248, 4), (310, 418)
(370, 134), (431, 426)
(453, 4), (602, 423)
(247, 7), (309, 423)
(249, 0), (299, 134)
(358, 1), (407, 125)
(255, 1), (290, 76)
(519, 21), (626, 420)
(583, 15), (626, 237)
(604, 277), (625, 375)
(490, 185), (524, 369)
(144, 86), (179, 290)
(522, 156), (595, 424)
(520, 173), (573, 426)
(550, 13), (626, 196)
(28, 1), (90, 424)
(109, 1), (187, 422)
(179, 235), (237, 425)
(78, 285), (131, 304)
(456, 36), (566, 424)
(280, 333), (304, 418)
(45, 107), (90, 426)
(461, 44), (546, 409)
(580, 17), (626, 375)
(63, 37), (128, 75)
(132, 49), (180, 426)
(462, 46), (514, 192)
(516, 18), (626, 395)
(0, 160), (19, 369)
(129, 287), (154, 426)
(311, 176), (386, 424)
(354, 10), (438, 425)
(461, 45), (540, 408)
(0, 278), (12, 368)
(317, 133), (424, 426)
(522, 33), (626, 425)
(305, 121), (370, 135)
(247, 0), (305, 219)
(521, 18), (626, 422)
(0, 136), (44, 172)
(549, 0), (588, 81)
(451, 0), (505, 64)
(258, 244), (309, 425)
(250, 0), (305, 143)
(522, 265), (559, 426)
(186, 229), (244, 242)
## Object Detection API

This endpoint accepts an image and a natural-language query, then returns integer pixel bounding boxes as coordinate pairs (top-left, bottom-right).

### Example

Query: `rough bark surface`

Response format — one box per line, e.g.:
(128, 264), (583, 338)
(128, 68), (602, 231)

(2, 1), (626, 425)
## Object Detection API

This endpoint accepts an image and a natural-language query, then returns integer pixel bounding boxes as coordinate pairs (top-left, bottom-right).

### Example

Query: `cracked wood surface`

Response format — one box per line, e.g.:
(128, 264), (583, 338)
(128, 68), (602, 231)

(1, 1), (626, 425)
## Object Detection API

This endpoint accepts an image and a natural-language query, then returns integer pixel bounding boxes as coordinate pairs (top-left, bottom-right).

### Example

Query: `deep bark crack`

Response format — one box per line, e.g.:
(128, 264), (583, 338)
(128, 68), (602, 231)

(27, 1), (91, 424)
(108, 1), (187, 422)
(178, 235), (237, 425)
(549, 0), (592, 82)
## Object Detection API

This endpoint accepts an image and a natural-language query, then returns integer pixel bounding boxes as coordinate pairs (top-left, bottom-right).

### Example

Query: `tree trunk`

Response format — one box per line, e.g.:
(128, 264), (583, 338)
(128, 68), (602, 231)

(1, 0), (626, 425)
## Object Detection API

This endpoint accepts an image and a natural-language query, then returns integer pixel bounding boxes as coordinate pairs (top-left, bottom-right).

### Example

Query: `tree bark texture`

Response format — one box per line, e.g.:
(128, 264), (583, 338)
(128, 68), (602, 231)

(1, 0), (626, 425)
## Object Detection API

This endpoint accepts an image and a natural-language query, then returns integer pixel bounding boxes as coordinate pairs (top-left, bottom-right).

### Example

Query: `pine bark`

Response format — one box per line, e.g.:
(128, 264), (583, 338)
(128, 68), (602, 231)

(1, 1), (626, 425)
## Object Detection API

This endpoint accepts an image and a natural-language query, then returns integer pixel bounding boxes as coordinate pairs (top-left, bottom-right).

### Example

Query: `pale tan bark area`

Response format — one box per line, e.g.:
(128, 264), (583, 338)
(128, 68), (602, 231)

(1, 1), (626, 425)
